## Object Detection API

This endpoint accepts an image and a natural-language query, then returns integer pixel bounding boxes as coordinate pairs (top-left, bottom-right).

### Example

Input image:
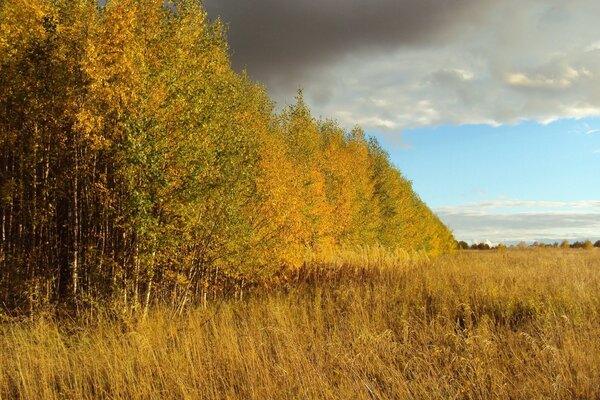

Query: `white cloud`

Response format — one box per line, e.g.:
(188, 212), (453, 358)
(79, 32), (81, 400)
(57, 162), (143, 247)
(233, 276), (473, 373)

(437, 200), (600, 214)
(436, 200), (600, 243)
(505, 66), (587, 89)
(569, 122), (600, 135)
(585, 41), (600, 52)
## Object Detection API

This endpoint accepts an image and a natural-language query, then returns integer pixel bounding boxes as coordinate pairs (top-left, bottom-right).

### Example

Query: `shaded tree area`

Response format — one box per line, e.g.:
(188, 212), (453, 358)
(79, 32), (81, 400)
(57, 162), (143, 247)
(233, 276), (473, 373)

(571, 240), (594, 249)
(456, 241), (469, 250)
(556, 240), (598, 249)
(0, 0), (454, 314)
(455, 241), (493, 251)
(472, 243), (491, 250)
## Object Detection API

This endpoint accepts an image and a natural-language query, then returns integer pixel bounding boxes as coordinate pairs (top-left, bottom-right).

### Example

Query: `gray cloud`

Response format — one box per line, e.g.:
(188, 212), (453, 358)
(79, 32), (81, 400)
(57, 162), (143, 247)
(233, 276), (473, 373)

(204, 0), (600, 131)
(440, 213), (600, 244)
(436, 201), (600, 243)
(204, 0), (485, 88)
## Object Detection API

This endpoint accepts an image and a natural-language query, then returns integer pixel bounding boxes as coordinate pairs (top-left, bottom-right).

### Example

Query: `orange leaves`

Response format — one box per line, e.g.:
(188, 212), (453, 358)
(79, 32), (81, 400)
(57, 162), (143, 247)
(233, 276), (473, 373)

(270, 92), (455, 259)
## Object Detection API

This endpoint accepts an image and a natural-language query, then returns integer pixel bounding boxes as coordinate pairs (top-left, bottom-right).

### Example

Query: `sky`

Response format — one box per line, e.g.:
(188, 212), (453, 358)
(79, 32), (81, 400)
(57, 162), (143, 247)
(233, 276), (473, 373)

(203, 0), (600, 244)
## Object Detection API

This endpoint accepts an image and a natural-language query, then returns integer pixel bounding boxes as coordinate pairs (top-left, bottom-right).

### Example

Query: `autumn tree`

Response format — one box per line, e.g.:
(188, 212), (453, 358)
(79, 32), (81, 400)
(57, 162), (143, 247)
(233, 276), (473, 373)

(0, 0), (456, 314)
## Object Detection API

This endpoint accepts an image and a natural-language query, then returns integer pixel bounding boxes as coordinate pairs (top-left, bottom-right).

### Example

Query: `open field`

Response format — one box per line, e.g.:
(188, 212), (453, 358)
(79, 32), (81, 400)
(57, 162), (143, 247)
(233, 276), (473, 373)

(1, 249), (599, 399)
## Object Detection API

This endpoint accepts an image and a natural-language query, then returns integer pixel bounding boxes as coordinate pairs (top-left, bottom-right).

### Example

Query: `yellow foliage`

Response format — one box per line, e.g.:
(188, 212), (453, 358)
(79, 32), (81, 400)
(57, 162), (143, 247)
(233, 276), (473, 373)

(0, 0), (455, 311)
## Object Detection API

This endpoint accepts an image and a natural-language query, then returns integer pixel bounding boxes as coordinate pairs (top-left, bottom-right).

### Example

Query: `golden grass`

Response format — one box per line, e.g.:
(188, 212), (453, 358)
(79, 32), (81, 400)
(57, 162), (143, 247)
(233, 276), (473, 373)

(1, 249), (599, 399)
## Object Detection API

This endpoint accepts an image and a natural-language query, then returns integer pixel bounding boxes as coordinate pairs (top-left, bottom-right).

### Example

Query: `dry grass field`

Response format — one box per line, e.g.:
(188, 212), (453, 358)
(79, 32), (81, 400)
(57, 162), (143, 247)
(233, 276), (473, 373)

(1, 249), (599, 399)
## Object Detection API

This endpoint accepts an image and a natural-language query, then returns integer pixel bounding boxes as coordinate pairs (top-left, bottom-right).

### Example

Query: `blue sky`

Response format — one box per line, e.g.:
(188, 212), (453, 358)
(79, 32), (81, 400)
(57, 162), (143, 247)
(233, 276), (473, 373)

(379, 118), (600, 208)
(371, 118), (600, 243)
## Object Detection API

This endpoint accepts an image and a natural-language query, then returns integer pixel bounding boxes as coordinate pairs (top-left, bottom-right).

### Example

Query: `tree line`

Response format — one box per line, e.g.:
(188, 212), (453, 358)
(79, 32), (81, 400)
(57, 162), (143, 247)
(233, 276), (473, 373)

(457, 240), (600, 251)
(0, 0), (454, 313)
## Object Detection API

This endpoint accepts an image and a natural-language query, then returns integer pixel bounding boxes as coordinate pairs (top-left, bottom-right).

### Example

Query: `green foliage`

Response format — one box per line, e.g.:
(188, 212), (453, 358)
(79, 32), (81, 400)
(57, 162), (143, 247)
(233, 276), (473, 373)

(0, 0), (455, 313)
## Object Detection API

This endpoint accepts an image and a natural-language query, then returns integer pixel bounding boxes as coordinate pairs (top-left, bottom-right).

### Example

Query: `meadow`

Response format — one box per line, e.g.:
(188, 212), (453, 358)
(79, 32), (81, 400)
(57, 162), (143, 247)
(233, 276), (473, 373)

(1, 248), (599, 399)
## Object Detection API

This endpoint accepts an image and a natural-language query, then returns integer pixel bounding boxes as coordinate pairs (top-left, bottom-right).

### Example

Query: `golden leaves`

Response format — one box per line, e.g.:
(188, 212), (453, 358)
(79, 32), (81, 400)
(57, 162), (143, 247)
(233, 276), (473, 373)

(0, 0), (455, 311)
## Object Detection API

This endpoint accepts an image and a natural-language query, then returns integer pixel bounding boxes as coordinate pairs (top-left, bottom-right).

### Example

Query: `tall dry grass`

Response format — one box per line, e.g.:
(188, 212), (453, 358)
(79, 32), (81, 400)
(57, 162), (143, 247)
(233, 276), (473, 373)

(1, 249), (599, 399)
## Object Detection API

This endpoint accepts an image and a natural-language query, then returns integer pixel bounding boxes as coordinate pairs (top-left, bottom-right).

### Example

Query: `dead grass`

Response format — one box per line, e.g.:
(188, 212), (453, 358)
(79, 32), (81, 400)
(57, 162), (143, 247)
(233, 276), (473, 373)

(1, 249), (599, 399)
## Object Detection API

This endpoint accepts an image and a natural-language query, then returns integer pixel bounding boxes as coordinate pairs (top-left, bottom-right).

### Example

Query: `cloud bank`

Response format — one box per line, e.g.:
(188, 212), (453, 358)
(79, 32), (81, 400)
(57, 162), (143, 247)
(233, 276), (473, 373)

(204, 0), (600, 131)
(436, 201), (600, 243)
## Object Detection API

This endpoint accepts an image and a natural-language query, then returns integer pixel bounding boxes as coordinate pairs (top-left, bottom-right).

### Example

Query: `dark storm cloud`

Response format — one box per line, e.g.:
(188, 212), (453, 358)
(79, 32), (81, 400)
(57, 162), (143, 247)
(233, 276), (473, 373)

(204, 0), (600, 132)
(203, 0), (484, 84)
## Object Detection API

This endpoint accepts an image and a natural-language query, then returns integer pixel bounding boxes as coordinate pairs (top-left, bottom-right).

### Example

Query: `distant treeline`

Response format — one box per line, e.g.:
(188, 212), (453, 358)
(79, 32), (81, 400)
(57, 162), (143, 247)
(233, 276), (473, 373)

(0, 0), (454, 312)
(457, 240), (600, 251)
